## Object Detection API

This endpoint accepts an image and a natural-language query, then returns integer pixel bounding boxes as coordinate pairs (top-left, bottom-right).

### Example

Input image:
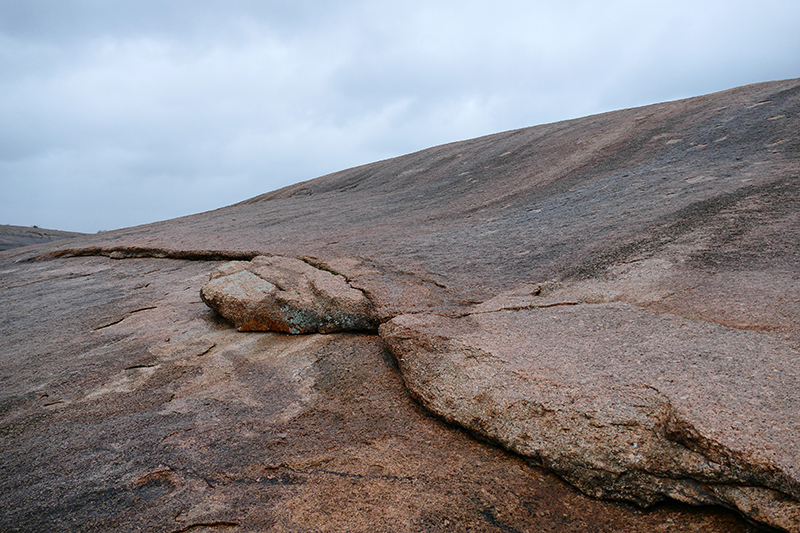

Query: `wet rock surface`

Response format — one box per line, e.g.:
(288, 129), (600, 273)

(2, 78), (799, 531)
(200, 256), (378, 334)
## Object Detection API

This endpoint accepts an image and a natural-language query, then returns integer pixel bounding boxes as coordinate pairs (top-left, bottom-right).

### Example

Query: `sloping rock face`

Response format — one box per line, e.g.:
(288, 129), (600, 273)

(199, 256), (378, 333)
(2, 78), (799, 532)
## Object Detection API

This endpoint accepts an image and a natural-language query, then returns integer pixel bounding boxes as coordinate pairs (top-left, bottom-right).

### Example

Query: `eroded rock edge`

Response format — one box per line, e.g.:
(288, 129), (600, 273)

(379, 310), (800, 533)
(31, 246), (261, 262)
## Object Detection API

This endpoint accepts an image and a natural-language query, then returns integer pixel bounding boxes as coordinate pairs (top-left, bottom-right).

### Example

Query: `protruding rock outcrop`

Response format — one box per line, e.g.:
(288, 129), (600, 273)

(200, 255), (378, 334)
(380, 299), (800, 533)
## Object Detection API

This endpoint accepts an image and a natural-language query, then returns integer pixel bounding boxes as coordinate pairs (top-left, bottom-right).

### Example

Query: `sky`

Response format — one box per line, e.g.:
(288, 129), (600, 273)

(1, 1), (799, 233)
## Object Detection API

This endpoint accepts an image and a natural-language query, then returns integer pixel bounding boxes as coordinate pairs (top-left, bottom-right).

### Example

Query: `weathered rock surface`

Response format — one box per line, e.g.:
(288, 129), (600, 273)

(200, 255), (378, 334)
(2, 78), (799, 532)
(1, 256), (753, 532)
(381, 301), (800, 531)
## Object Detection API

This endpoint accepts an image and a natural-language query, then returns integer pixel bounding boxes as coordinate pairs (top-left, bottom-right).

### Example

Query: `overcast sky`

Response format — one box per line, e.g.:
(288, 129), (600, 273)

(1, 1), (798, 233)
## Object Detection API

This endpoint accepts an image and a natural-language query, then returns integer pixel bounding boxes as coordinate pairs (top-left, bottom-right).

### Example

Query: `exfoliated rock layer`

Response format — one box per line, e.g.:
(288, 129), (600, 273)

(381, 303), (800, 531)
(3, 78), (799, 532)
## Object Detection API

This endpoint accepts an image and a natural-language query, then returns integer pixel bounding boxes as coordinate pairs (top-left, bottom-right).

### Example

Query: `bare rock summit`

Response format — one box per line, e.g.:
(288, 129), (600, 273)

(2, 78), (799, 533)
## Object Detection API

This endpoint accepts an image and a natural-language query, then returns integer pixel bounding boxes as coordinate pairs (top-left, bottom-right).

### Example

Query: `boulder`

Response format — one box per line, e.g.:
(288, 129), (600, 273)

(200, 255), (378, 334)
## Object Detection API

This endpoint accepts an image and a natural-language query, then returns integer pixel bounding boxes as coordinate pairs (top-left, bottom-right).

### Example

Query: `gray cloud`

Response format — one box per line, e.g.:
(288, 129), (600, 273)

(1, 0), (798, 232)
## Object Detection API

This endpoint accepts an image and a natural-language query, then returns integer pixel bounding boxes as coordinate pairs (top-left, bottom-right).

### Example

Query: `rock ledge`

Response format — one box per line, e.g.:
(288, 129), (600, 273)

(380, 301), (800, 533)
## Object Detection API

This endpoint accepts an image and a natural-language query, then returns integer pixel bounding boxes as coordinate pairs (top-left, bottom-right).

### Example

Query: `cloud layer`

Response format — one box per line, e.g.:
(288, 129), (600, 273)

(2, 0), (799, 232)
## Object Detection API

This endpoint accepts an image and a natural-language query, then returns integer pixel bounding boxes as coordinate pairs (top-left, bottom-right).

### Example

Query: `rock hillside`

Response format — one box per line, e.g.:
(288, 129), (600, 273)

(0, 224), (85, 251)
(2, 78), (798, 532)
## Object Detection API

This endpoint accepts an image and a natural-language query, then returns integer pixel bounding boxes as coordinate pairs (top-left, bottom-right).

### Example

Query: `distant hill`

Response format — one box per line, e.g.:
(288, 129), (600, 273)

(0, 224), (86, 252)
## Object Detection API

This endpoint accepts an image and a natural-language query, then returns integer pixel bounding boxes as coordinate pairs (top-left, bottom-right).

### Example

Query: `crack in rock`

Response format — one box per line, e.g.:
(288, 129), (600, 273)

(200, 255), (379, 334)
(169, 522), (239, 533)
(94, 306), (158, 330)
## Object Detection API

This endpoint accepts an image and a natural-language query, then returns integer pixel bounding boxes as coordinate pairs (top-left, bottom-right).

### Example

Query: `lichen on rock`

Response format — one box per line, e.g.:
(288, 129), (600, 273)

(200, 255), (378, 334)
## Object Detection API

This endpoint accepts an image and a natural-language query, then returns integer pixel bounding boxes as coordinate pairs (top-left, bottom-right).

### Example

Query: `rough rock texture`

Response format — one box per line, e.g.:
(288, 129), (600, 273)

(0, 256), (753, 532)
(381, 303), (800, 531)
(199, 256), (378, 334)
(2, 78), (799, 532)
